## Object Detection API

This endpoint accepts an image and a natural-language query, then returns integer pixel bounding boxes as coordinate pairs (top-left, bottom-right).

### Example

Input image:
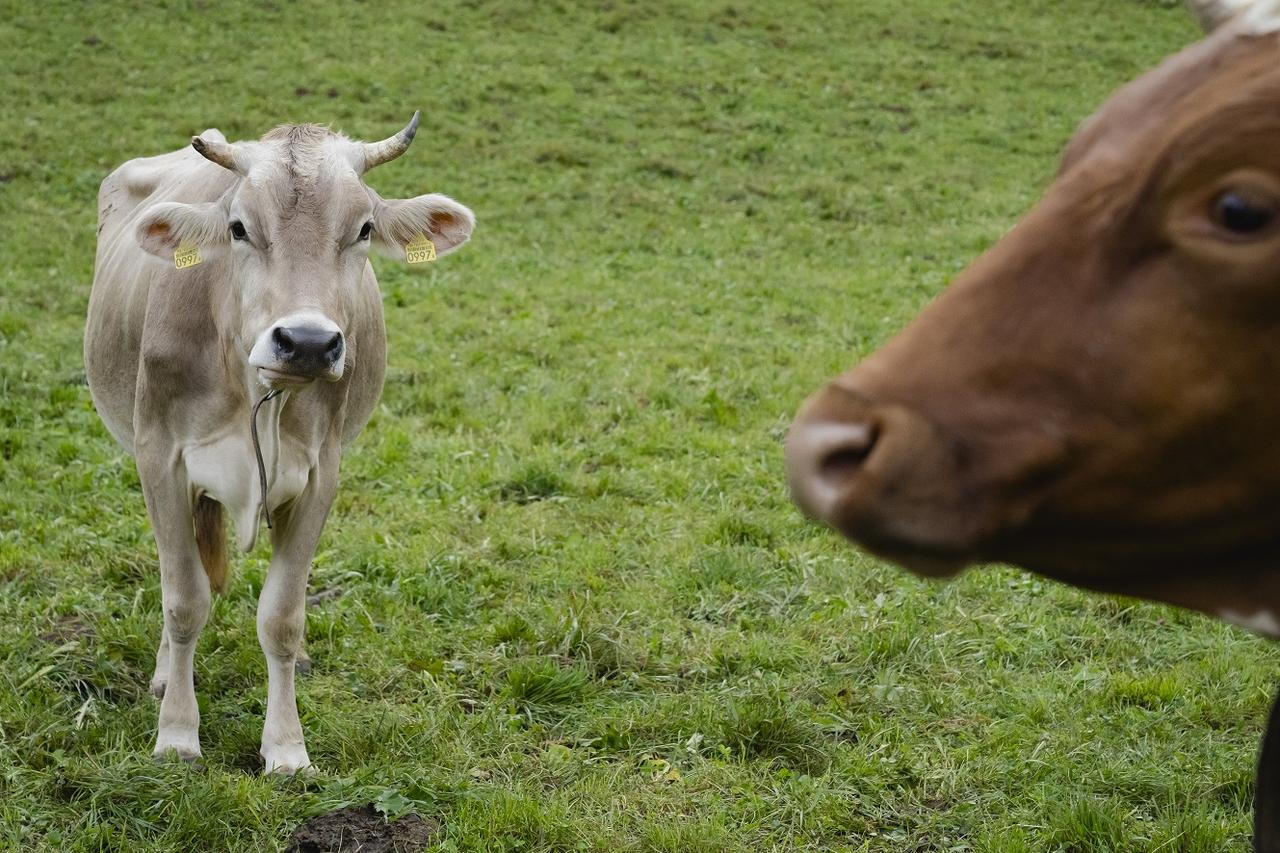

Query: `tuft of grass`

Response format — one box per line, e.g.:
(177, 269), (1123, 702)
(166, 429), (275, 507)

(495, 467), (570, 504)
(501, 659), (591, 715)
(492, 612), (537, 645)
(1147, 809), (1234, 853)
(1106, 672), (1181, 710)
(541, 608), (633, 679)
(1045, 797), (1132, 853)
(716, 693), (824, 770)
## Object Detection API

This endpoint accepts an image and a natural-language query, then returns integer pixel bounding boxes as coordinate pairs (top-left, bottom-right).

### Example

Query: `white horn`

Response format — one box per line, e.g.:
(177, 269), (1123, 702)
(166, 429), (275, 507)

(191, 135), (250, 176)
(360, 111), (420, 173)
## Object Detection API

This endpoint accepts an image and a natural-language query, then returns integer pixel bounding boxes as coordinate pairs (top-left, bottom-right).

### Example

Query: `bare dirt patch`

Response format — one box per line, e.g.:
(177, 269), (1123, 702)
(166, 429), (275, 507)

(286, 805), (439, 853)
(38, 614), (95, 644)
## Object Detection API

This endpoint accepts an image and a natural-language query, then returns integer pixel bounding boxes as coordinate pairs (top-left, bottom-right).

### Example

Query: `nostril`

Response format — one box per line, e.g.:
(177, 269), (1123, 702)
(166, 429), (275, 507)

(324, 332), (343, 363)
(813, 423), (879, 486)
(786, 419), (879, 522)
(819, 444), (873, 482)
(272, 326), (295, 358)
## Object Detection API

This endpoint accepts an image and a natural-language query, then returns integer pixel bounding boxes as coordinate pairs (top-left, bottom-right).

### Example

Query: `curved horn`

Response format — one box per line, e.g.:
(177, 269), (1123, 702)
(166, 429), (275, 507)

(360, 111), (420, 173)
(191, 135), (250, 176)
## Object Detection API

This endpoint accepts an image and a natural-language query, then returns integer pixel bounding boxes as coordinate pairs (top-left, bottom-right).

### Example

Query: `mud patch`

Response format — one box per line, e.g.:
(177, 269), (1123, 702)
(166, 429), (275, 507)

(286, 805), (439, 853)
(39, 614), (95, 644)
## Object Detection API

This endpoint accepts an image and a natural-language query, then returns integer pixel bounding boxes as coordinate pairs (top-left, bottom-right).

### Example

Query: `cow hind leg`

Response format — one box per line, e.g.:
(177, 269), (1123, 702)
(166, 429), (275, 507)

(150, 630), (170, 698)
(295, 642), (312, 676)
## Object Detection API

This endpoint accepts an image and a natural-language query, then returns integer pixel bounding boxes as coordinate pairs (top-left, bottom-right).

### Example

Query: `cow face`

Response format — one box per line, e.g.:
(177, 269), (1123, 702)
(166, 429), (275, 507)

(135, 114), (474, 390)
(785, 5), (1280, 623)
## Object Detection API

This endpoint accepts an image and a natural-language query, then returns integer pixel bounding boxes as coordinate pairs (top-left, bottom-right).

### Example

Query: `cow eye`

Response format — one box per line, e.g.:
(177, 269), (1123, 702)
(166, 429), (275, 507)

(230, 221), (248, 241)
(358, 221), (374, 241)
(1212, 192), (1275, 235)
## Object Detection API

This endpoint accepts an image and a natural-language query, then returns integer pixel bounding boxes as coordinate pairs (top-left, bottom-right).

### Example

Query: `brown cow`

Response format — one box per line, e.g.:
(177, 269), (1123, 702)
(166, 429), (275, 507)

(784, 0), (1280, 846)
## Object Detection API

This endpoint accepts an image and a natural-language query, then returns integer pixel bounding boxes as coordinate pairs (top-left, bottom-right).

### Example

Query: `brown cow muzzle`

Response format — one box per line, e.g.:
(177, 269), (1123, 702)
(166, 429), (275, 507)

(786, 381), (1055, 578)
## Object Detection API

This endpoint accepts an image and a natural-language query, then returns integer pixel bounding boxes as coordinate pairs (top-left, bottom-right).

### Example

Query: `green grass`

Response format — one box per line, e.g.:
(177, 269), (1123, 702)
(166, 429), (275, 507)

(1, 0), (1275, 850)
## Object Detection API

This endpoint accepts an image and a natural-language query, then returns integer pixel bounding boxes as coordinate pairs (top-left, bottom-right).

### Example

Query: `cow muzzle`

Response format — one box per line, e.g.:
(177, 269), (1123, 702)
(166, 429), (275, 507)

(785, 382), (1015, 578)
(249, 313), (346, 388)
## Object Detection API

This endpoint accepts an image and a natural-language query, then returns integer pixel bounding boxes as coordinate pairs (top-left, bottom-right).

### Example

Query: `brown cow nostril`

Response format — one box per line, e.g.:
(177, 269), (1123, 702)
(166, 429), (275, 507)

(816, 424), (878, 486)
(786, 418), (879, 523)
(819, 444), (872, 481)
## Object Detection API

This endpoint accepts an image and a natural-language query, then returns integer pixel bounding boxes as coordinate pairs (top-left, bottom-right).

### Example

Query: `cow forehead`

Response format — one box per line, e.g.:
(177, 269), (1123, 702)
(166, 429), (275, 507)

(1064, 29), (1280, 178)
(236, 146), (371, 228)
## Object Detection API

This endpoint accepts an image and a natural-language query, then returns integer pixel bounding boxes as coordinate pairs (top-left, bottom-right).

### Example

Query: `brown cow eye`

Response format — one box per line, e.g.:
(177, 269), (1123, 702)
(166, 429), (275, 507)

(230, 221), (248, 241)
(1212, 192), (1274, 235)
(358, 221), (374, 241)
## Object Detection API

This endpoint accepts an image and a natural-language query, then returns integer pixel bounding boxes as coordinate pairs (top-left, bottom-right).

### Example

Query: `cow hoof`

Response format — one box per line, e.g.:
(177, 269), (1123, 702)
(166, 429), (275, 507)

(153, 741), (202, 765)
(262, 746), (314, 777)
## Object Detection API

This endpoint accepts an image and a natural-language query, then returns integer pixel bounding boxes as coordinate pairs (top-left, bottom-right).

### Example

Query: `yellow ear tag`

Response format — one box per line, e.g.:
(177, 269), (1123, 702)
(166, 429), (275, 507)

(405, 234), (436, 264)
(174, 242), (202, 270)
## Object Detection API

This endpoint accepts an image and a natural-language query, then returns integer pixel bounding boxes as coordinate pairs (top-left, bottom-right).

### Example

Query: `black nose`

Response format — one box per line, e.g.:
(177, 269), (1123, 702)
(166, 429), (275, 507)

(272, 325), (344, 375)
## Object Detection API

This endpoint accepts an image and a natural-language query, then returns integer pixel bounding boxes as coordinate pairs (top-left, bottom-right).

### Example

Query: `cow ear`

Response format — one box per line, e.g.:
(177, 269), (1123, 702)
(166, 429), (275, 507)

(136, 202), (226, 260)
(373, 193), (475, 260)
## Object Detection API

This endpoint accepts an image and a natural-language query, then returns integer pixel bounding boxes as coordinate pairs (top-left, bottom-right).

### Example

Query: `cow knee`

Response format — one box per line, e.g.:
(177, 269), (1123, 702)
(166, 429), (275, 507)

(164, 596), (210, 646)
(258, 609), (304, 658)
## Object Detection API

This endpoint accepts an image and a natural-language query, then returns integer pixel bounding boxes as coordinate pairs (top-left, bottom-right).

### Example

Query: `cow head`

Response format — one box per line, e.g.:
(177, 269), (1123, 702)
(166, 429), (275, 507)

(135, 113), (474, 389)
(785, 0), (1280, 630)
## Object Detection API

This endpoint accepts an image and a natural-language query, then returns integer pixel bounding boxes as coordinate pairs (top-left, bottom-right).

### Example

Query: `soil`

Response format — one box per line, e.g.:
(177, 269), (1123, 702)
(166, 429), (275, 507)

(286, 805), (439, 853)
(38, 614), (95, 644)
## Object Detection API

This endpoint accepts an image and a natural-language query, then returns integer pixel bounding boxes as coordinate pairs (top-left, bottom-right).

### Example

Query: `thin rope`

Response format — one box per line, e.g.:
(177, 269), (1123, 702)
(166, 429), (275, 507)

(250, 389), (283, 529)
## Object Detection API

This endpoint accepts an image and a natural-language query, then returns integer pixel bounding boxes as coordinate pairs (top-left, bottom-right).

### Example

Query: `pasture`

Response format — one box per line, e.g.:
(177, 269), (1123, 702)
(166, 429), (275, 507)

(2, 0), (1276, 849)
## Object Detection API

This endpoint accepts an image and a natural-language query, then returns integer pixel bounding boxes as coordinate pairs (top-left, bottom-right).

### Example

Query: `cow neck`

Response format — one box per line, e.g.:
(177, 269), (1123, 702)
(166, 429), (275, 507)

(249, 388), (288, 531)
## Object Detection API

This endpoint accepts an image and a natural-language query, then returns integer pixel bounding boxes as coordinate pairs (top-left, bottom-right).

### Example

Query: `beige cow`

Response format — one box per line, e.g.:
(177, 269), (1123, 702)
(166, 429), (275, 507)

(86, 114), (473, 773)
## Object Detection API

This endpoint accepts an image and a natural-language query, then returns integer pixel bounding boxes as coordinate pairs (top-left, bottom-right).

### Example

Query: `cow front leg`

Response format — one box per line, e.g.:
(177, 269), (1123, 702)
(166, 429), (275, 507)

(258, 454), (337, 775)
(140, 464), (210, 763)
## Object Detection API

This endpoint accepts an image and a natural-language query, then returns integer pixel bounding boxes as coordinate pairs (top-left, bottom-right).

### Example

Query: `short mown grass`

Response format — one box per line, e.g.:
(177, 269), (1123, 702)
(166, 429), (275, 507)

(2, 0), (1276, 850)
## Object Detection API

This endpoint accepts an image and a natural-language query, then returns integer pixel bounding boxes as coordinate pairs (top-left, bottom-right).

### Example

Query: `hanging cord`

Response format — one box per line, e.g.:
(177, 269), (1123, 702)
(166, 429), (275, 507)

(250, 389), (283, 529)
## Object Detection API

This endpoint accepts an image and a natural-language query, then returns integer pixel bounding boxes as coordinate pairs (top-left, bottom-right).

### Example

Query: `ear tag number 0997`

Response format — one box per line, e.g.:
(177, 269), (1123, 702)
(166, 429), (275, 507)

(174, 241), (203, 270)
(405, 234), (436, 264)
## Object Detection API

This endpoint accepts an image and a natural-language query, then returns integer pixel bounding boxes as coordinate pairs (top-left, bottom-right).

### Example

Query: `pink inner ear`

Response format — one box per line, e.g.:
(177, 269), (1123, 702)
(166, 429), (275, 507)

(145, 221), (174, 244)
(429, 212), (457, 234)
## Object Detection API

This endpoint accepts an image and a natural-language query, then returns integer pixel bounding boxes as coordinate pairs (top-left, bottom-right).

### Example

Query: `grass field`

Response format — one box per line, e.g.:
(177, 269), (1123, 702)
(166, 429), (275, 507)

(2, 0), (1277, 850)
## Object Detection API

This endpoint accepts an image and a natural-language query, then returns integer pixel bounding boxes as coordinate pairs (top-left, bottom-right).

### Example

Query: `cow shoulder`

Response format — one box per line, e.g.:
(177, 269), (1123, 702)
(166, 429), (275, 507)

(137, 259), (230, 401)
(98, 130), (233, 238)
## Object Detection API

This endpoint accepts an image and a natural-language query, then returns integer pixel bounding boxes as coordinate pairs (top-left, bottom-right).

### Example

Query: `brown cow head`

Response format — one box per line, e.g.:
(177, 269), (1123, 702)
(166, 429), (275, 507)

(785, 1), (1280, 634)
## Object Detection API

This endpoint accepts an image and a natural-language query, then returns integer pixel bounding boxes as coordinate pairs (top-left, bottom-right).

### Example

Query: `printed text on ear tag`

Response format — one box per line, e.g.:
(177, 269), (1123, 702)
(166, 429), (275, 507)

(405, 234), (437, 264)
(174, 242), (203, 270)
